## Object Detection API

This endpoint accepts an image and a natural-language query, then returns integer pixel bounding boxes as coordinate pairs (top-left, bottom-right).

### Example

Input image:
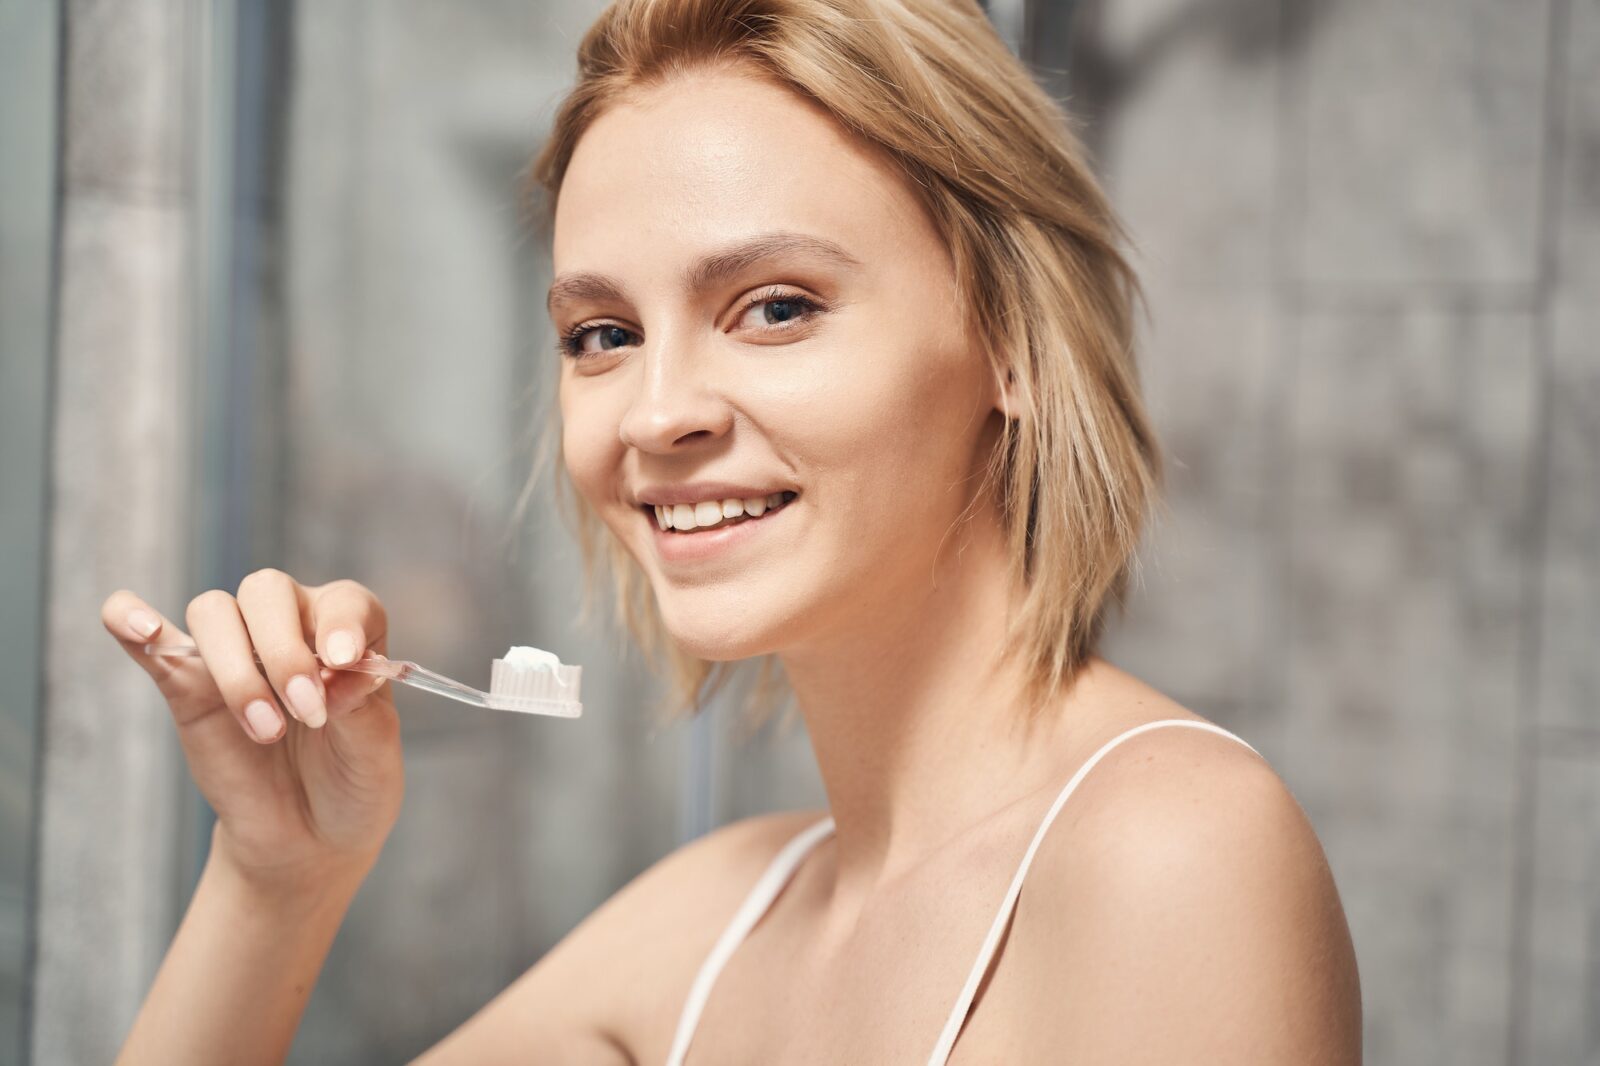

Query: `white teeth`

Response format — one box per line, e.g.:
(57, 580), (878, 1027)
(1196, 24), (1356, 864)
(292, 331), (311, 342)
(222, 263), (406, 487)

(653, 491), (793, 530)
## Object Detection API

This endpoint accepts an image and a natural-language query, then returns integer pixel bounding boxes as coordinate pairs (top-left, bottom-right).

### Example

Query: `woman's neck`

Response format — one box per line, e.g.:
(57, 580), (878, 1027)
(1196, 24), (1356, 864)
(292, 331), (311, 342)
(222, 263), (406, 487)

(778, 506), (1095, 902)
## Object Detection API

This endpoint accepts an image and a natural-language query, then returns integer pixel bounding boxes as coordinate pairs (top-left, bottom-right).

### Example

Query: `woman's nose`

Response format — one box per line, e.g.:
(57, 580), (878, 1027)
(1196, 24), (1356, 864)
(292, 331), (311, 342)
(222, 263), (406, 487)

(616, 347), (734, 453)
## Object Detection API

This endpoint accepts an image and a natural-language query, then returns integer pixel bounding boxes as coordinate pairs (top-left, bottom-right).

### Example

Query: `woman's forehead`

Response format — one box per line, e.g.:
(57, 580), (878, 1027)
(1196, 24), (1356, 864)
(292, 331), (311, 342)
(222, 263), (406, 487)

(552, 70), (933, 272)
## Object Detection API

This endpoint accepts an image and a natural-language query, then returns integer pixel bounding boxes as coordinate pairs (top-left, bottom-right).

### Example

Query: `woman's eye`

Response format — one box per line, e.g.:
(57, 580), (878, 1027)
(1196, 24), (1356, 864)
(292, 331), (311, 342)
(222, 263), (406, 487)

(738, 293), (820, 331)
(561, 323), (636, 359)
(559, 293), (822, 360)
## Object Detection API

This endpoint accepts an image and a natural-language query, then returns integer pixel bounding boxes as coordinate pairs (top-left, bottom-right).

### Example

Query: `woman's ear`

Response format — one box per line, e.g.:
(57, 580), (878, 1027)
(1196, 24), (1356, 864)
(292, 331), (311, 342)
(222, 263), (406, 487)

(993, 365), (1022, 421)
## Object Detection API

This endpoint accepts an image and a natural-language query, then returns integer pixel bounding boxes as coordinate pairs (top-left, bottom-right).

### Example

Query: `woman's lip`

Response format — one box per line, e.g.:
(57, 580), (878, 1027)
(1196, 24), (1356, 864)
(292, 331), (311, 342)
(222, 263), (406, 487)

(637, 483), (792, 508)
(647, 498), (794, 564)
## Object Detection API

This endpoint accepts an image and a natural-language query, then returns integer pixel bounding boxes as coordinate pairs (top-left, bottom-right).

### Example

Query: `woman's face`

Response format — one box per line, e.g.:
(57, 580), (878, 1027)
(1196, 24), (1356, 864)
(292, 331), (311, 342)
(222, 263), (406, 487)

(551, 65), (1005, 661)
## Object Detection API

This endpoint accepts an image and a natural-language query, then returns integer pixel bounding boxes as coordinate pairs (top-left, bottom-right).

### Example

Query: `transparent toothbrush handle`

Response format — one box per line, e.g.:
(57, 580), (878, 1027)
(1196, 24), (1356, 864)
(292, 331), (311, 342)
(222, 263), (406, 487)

(375, 661), (492, 708)
(138, 643), (486, 707)
(140, 643), (403, 678)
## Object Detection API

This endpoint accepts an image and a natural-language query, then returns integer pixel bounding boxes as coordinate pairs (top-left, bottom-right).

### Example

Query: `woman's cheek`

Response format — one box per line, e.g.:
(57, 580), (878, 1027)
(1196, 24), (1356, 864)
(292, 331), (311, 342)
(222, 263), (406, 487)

(560, 404), (617, 514)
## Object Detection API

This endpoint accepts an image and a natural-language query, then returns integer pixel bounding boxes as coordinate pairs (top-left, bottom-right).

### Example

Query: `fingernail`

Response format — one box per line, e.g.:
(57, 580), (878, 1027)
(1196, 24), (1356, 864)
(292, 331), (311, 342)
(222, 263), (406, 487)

(244, 699), (283, 742)
(286, 674), (328, 729)
(326, 629), (358, 666)
(128, 609), (160, 638)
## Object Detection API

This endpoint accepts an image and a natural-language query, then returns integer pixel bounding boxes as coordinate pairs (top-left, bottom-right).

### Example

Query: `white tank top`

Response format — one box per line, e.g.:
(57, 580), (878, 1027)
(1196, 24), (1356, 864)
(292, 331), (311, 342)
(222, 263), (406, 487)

(663, 718), (1261, 1065)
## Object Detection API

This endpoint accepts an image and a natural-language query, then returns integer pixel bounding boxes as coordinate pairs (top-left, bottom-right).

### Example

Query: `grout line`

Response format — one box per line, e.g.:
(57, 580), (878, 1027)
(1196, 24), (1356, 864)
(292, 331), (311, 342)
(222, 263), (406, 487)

(1289, 282), (1543, 314)
(22, 7), (70, 1064)
(1532, 725), (1600, 760)
(1266, 0), (1312, 773)
(1505, 0), (1572, 1061)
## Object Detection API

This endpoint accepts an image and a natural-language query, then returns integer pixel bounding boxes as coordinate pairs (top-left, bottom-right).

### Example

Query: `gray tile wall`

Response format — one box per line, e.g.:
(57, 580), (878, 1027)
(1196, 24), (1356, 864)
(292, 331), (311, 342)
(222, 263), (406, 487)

(1077, 0), (1598, 1061)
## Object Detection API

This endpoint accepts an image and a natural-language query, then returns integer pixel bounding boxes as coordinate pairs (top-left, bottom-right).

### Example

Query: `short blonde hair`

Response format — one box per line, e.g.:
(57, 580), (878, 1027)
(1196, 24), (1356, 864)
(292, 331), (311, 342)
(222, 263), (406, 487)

(520, 0), (1162, 723)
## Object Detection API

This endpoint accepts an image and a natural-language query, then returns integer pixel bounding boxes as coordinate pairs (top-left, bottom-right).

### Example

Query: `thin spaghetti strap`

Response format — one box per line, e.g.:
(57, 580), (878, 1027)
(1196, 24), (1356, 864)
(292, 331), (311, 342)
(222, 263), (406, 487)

(665, 816), (836, 1066)
(924, 719), (1260, 1066)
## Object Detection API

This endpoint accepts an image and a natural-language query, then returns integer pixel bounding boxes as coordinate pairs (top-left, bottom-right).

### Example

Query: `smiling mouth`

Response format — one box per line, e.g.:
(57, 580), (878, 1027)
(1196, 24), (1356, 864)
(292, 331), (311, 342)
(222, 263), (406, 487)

(647, 491), (798, 533)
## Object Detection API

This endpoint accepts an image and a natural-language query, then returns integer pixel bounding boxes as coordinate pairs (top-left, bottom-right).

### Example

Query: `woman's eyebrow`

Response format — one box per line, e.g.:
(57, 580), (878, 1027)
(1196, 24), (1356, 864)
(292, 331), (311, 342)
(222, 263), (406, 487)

(546, 231), (863, 315)
(684, 231), (864, 290)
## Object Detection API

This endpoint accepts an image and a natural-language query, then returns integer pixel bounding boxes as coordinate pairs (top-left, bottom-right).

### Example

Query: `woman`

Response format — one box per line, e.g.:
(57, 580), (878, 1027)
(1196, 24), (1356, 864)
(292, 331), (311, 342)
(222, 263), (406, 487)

(106, 0), (1361, 1062)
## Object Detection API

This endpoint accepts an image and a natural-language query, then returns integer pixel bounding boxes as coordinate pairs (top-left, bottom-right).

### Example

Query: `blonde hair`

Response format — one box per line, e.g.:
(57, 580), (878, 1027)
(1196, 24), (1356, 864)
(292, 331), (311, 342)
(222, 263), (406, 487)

(519, 0), (1162, 723)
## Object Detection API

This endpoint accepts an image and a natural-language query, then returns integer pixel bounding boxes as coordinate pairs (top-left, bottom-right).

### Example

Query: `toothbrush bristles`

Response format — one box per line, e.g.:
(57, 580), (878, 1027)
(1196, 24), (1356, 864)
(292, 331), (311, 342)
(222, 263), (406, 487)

(488, 658), (583, 718)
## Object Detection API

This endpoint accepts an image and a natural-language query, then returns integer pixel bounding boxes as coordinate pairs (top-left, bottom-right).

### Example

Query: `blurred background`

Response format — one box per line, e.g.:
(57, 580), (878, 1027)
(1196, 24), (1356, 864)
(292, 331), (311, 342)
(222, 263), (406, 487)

(0, 0), (1595, 1062)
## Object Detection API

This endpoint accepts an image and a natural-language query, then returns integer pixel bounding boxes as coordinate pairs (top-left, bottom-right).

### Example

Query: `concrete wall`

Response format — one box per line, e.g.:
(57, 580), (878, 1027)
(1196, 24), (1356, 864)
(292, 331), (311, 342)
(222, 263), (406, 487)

(31, 0), (197, 1060)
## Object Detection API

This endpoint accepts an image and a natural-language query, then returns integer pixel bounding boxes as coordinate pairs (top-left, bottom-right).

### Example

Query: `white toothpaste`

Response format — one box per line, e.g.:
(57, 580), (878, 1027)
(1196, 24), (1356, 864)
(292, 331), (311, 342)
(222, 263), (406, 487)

(487, 643), (582, 717)
(501, 645), (562, 671)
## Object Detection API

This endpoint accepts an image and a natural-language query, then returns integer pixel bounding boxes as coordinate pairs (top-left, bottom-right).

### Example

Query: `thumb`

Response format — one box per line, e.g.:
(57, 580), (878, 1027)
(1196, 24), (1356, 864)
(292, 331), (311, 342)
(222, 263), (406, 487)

(323, 668), (401, 748)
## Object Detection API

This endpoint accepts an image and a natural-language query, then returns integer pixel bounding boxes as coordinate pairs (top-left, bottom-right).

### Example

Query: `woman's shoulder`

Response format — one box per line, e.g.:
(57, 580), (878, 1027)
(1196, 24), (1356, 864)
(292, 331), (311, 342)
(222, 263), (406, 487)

(613, 808), (831, 937)
(995, 702), (1361, 1060)
(1043, 665), (1290, 852)
(577, 809), (831, 1044)
(413, 810), (826, 1064)
(658, 808), (832, 888)
(1025, 686), (1314, 921)
(566, 807), (829, 988)
(1045, 707), (1301, 882)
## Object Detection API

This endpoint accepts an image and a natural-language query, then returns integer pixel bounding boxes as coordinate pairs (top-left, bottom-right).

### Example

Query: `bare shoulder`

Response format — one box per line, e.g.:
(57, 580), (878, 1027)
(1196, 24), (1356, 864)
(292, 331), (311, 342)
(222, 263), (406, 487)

(412, 809), (826, 1065)
(1004, 714), (1362, 1064)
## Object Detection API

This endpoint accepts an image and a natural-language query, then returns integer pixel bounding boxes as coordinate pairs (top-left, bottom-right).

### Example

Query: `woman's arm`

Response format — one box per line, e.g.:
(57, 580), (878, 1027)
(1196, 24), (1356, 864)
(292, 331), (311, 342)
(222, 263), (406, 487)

(101, 578), (404, 1062)
(117, 838), (370, 1065)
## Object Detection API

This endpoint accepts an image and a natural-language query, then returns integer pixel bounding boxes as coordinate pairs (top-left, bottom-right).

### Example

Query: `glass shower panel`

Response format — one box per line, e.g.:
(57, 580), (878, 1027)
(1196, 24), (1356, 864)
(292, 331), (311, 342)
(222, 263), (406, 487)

(265, 4), (679, 1059)
(0, 2), (61, 1061)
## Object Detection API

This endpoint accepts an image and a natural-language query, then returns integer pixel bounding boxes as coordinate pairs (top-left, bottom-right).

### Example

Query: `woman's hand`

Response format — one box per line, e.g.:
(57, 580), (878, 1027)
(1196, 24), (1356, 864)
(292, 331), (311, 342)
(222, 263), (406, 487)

(101, 571), (405, 897)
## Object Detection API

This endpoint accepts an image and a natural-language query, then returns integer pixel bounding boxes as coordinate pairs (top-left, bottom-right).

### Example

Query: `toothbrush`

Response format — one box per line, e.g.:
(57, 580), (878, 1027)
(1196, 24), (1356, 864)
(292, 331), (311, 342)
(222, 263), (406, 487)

(140, 644), (583, 719)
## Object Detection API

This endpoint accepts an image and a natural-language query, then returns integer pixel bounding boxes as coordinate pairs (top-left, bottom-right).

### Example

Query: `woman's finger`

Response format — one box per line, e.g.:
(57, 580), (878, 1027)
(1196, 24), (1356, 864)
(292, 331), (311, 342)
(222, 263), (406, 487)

(235, 568), (328, 730)
(185, 589), (288, 745)
(100, 588), (224, 715)
(307, 580), (393, 727)
(309, 578), (390, 728)
(308, 578), (389, 668)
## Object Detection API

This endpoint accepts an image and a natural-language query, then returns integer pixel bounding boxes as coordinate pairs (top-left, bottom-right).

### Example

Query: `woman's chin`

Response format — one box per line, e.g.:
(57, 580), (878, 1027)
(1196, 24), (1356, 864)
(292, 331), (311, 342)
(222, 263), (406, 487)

(665, 628), (774, 664)
(658, 609), (786, 663)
